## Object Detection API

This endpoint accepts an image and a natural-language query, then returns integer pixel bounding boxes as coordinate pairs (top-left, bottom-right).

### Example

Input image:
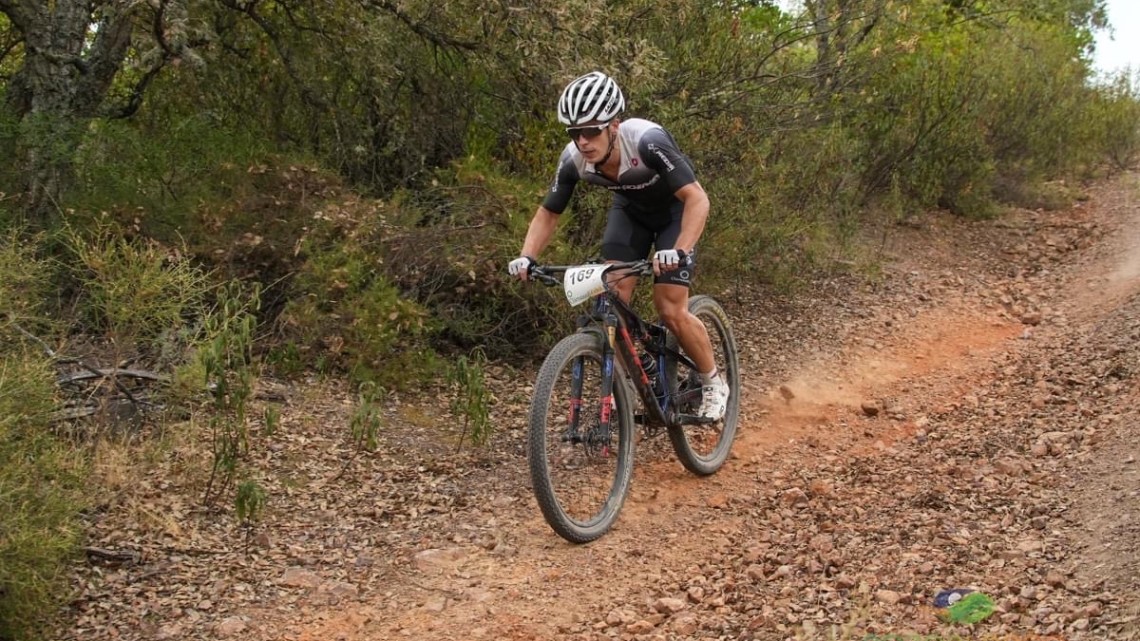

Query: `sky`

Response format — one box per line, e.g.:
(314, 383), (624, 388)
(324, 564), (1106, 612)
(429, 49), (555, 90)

(1093, 0), (1140, 76)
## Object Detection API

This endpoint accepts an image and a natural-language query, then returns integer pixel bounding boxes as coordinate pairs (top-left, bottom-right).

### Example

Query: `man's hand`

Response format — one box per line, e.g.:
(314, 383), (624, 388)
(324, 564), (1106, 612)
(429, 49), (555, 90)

(508, 256), (536, 280)
(653, 248), (689, 275)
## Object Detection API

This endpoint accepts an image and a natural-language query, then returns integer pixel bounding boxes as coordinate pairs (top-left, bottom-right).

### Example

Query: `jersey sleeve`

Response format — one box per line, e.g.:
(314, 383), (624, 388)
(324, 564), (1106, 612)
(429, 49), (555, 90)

(540, 146), (581, 214)
(639, 128), (697, 193)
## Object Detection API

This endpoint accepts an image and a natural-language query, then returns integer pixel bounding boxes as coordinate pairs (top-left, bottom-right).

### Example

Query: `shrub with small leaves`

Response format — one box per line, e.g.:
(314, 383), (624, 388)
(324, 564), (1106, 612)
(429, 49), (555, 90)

(200, 281), (261, 506)
(349, 381), (383, 454)
(450, 348), (491, 450)
(234, 479), (268, 525)
(263, 405), (281, 437)
(65, 217), (212, 351)
(0, 350), (87, 641)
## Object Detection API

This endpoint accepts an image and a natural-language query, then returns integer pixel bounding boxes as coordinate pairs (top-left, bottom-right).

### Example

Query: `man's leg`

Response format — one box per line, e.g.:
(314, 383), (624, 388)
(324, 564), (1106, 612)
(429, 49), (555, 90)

(601, 202), (652, 305)
(654, 284), (730, 420)
(653, 284), (714, 373)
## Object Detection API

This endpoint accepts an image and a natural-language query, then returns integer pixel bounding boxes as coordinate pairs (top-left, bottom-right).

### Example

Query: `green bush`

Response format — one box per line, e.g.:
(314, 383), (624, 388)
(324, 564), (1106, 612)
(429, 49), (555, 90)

(72, 111), (269, 224)
(64, 218), (213, 352)
(198, 281), (261, 505)
(1087, 70), (1140, 172)
(450, 348), (491, 450)
(974, 25), (1100, 199)
(372, 154), (585, 358)
(0, 351), (87, 641)
(279, 229), (440, 387)
(0, 230), (55, 335)
(0, 227), (85, 641)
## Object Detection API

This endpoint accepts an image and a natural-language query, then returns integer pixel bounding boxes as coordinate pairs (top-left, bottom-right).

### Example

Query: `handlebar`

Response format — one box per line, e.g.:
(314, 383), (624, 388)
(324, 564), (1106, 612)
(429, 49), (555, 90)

(530, 260), (654, 287)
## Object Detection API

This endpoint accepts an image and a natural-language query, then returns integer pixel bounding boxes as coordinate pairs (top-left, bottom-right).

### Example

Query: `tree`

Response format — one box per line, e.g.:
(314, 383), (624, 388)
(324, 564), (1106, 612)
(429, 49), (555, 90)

(0, 1), (213, 227)
(0, 0), (491, 229)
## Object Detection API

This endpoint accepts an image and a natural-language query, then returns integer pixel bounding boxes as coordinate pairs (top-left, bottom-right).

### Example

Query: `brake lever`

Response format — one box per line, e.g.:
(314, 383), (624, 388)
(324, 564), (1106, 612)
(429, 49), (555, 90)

(530, 267), (561, 287)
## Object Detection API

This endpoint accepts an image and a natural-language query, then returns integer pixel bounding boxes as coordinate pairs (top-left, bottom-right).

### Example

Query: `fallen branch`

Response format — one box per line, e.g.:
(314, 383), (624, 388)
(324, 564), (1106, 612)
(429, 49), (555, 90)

(82, 546), (141, 565)
(58, 368), (170, 385)
(10, 320), (170, 420)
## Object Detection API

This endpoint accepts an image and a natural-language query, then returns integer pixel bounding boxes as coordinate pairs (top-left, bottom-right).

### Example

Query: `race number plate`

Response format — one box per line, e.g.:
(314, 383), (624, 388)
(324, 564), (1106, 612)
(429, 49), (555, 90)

(564, 264), (609, 306)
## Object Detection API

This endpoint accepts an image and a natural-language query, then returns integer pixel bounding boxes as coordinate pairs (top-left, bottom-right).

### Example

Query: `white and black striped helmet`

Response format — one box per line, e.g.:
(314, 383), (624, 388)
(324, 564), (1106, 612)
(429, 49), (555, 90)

(557, 71), (625, 126)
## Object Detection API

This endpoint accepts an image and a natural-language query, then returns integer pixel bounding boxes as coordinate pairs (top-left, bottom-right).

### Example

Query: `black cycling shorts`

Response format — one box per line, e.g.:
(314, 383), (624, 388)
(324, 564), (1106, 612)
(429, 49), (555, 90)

(600, 199), (696, 288)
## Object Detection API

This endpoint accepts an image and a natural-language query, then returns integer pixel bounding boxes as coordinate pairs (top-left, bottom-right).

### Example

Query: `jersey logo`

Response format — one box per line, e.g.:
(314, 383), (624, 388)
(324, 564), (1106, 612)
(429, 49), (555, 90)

(631, 158), (639, 167)
(646, 143), (675, 172)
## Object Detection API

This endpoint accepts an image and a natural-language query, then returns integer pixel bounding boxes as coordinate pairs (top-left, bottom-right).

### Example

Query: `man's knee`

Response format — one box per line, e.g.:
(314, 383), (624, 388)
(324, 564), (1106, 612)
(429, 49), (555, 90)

(655, 299), (688, 330)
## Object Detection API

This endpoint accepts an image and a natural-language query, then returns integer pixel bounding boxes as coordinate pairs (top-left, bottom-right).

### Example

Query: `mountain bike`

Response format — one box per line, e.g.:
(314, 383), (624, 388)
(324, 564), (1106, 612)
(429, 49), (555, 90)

(524, 259), (741, 543)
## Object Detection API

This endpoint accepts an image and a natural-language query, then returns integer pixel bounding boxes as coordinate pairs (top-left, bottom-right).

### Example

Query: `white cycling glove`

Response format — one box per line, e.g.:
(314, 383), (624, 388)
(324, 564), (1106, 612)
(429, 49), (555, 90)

(508, 255), (536, 277)
(654, 248), (689, 270)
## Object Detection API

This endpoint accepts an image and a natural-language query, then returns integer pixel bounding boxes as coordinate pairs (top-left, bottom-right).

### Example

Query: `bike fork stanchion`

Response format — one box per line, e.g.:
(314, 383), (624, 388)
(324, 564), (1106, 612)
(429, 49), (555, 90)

(564, 357), (585, 444)
(595, 311), (620, 456)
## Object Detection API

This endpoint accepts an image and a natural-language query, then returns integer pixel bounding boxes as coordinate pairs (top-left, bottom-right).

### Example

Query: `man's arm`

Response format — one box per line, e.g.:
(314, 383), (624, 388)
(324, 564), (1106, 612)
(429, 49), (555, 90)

(673, 181), (710, 254)
(521, 206), (561, 258)
(512, 206), (561, 281)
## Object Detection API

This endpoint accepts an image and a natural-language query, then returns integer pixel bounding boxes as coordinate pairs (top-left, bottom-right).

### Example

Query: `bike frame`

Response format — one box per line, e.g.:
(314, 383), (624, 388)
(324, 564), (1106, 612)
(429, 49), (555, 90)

(532, 261), (705, 443)
(582, 267), (701, 432)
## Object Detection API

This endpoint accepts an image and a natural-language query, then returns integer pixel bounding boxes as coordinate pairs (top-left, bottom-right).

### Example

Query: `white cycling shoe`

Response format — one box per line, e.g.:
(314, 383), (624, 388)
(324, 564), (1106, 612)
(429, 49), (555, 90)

(697, 376), (730, 421)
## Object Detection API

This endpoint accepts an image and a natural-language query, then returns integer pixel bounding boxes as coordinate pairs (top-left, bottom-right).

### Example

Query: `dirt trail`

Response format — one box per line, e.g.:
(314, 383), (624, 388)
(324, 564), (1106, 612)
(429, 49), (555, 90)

(273, 177), (1140, 640)
(63, 174), (1140, 641)
(285, 317), (1023, 641)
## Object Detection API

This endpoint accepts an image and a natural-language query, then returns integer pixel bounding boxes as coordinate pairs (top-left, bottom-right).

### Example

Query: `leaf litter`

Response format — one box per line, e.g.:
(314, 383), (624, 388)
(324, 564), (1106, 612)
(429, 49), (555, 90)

(58, 174), (1140, 641)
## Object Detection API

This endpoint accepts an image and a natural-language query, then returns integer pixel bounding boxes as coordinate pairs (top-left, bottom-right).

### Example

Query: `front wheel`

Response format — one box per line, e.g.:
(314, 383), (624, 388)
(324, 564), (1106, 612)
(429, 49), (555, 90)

(527, 331), (636, 543)
(665, 295), (741, 475)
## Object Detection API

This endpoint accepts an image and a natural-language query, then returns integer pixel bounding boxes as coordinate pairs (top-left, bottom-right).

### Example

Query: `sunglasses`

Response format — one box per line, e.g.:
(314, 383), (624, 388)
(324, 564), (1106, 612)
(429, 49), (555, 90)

(566, 123), (609, 141)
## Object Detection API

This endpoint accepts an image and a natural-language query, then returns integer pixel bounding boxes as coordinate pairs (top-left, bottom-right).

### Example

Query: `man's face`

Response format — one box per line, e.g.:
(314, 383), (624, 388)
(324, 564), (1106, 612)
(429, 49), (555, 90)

(567, 120), (613, 163)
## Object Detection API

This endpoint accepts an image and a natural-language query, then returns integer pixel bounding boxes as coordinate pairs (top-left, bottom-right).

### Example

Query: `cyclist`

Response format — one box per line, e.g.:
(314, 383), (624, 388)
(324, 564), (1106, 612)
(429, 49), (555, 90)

(508, 71), (730, 421)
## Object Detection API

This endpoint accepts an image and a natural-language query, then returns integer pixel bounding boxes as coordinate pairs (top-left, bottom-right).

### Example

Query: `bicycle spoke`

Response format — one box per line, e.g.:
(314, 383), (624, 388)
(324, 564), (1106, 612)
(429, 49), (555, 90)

(544, 353), (615, 517)
(665, 296), (741, 475)
(528, 333), (634, 543)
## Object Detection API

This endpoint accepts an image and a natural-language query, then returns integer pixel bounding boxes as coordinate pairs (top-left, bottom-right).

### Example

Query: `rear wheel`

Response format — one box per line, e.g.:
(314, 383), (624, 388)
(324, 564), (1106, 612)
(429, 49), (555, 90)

(664, 295), (740, 475)
(527, 331), (636, 543)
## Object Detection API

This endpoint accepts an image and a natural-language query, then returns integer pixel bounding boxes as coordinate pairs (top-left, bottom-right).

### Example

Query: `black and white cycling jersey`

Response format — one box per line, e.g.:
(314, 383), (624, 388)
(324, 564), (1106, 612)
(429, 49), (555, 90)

(541, 118), (698, 225)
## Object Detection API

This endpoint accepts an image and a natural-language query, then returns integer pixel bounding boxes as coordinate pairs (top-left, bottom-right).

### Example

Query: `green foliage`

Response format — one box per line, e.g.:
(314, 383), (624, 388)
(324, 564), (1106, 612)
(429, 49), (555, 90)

(72, 112), (269, 223)
(974, 25), (1099, 188)
(234, 477), (269, 552)
(0, 351), (87, 641)
(200, 281), (261, 506)
(349, 381), (384, 455)
(262, 405), (281, 437)
(0, 237), (86, 641)
(382, 155), (581, 356)
(941, 591), (996, 624)
(234, 479), (268, 525)
(279, 229), (438, 387)
(64, 218), (213, 349)
(1087, 70), (1140, 171)
(450, 348), (491, 450)
(0, 230), (54, 334)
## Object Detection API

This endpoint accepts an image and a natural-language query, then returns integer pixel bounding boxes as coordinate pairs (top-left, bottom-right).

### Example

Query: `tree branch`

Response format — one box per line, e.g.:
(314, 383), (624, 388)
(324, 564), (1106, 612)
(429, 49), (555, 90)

(75, 7), (137, 117)
(218, 0), (331, 113)
(362, 0), (482, 52)
(0, 0), (37, 33)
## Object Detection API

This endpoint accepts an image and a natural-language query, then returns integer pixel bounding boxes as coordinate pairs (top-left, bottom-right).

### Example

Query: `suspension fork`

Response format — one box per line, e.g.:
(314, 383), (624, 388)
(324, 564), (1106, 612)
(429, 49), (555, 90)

(565, 353), (586, 442)
(597, 302), (619, 441)
(564, 300), (619, 448)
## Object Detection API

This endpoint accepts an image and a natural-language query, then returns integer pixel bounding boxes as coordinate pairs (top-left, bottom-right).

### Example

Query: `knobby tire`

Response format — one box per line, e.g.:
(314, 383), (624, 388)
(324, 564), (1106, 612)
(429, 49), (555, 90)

(527, 331), (636, 543)
(665, 295), (741, 475)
